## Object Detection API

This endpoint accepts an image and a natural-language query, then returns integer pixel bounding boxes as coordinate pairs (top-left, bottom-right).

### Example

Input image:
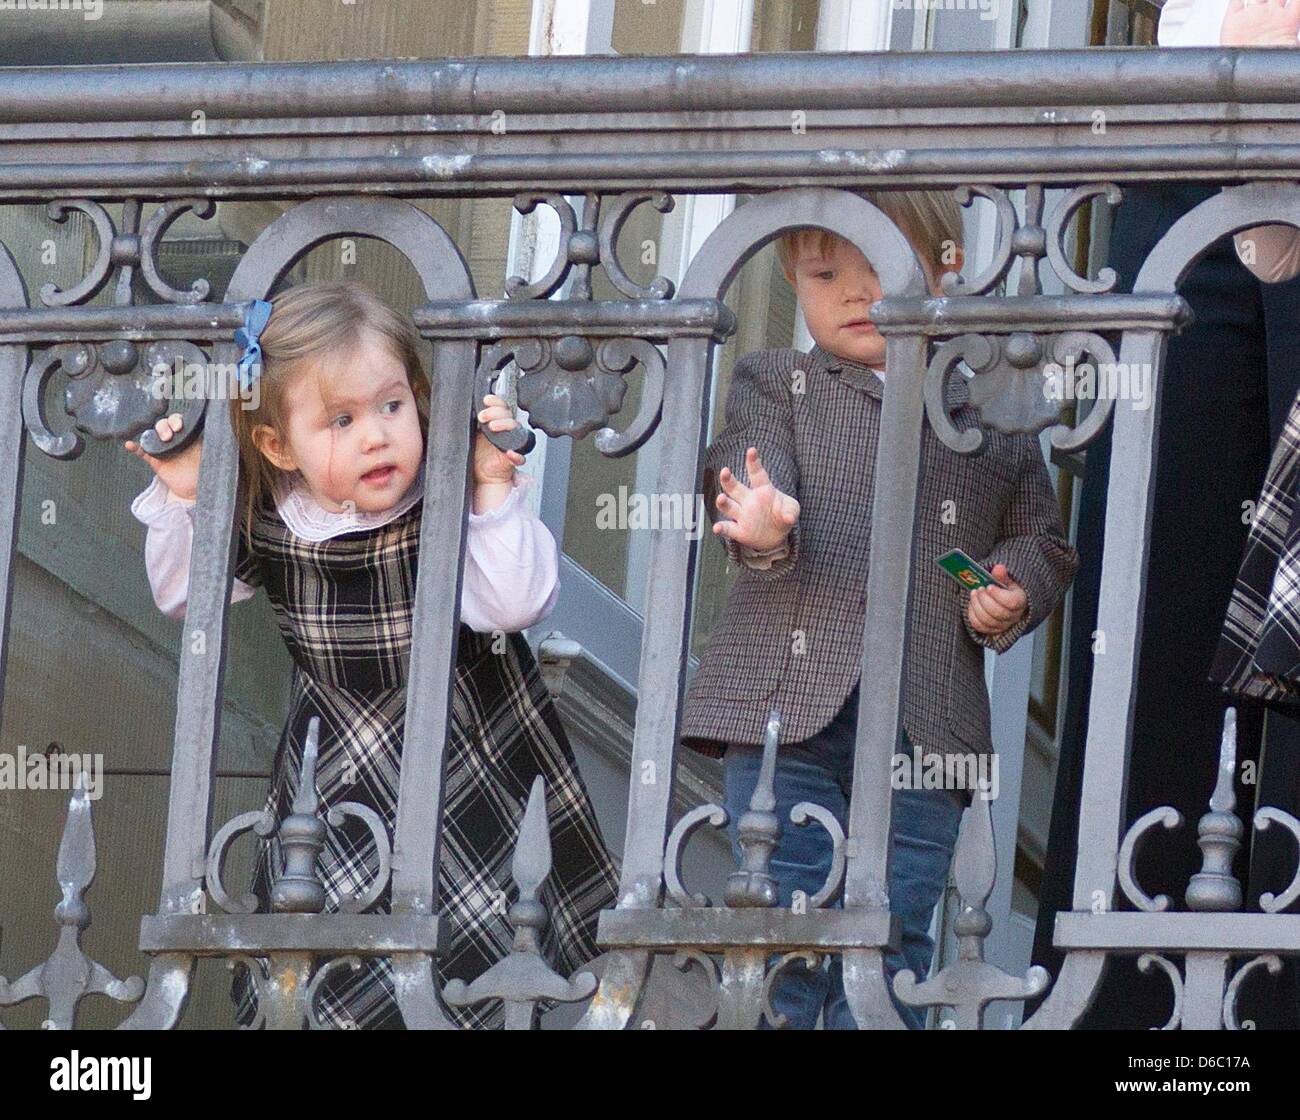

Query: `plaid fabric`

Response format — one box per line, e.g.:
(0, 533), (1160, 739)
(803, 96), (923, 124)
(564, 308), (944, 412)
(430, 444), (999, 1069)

(681, 343), (1079, 761)
(1211, 390), (1300, 707)
(227, 495), (619, 1029)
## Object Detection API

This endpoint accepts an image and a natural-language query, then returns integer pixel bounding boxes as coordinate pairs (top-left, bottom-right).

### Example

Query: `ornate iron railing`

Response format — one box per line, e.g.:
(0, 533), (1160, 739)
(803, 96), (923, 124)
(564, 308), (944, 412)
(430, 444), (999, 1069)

(1, 48), (1299, 1029)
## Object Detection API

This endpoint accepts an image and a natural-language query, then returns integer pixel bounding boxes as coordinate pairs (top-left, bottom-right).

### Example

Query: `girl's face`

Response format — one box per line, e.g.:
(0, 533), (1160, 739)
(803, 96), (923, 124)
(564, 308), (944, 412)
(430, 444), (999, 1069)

(254, 330), (425, 515)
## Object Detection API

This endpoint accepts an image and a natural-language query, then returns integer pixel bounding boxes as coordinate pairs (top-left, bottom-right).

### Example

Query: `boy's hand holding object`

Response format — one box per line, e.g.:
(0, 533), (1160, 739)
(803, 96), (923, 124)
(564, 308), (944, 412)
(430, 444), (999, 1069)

(965, 562), (1028, 637)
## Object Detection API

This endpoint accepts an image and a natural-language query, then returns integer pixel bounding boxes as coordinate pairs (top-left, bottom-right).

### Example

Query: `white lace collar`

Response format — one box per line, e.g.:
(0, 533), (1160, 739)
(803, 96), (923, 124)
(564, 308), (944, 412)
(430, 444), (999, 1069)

(272, 471), (425, 542)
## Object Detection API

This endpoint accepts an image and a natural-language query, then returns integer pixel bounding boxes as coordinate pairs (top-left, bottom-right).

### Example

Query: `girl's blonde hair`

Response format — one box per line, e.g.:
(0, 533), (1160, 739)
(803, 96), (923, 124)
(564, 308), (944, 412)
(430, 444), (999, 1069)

(775, 188), (964, 279)
(230, 279), (431, 542)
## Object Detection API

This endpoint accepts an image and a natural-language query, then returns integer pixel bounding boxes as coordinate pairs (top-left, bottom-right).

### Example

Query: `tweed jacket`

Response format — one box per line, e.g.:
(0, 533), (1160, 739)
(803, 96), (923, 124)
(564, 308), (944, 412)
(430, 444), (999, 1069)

(680, 343), (1079, 761)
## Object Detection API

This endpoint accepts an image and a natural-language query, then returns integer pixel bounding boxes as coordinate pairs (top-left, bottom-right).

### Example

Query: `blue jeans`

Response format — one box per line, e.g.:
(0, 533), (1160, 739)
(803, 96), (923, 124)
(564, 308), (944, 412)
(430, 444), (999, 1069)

(722, 684), (964, 1030)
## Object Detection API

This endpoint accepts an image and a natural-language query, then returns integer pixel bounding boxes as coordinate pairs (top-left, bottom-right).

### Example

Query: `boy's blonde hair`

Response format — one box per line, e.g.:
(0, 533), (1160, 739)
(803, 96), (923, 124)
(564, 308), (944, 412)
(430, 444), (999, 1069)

(230, 279), (431, 542)
(775, 189), (964, 279)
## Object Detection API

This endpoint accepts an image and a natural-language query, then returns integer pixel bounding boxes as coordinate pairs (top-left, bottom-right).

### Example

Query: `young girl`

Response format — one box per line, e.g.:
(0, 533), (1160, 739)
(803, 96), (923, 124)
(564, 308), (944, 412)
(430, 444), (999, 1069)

(125, 280), (619, 1030)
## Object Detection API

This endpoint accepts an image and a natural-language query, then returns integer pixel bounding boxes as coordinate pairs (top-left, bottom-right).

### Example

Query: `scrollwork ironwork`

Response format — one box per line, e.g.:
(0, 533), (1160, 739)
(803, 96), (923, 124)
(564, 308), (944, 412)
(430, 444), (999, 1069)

(762, 950), (821, 1030)
(304, 957), (364, 1030)
(664, 804), (728, 909)
(789, 802), (846, 910)
(916, 182), (1137, 458)
(1253, 808), (1300, 914)
(669, 950), (720, 1030)
(41, 197), (214, 307)
(227, 955), (270, 1032)
(1136, 954), (1184, 1031)
(1117, 807), (1182, 914)
(204, 717), (393, 918)
(22, 338), (210, 460)
(1223, 955), (1282, 1031)
(943, 182), (1121, 299)
(477, 191), (676, 458)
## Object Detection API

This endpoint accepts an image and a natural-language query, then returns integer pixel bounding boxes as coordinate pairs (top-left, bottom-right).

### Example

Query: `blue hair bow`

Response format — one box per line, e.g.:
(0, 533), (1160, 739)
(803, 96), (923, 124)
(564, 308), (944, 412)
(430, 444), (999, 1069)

(235, 299), (274, 393)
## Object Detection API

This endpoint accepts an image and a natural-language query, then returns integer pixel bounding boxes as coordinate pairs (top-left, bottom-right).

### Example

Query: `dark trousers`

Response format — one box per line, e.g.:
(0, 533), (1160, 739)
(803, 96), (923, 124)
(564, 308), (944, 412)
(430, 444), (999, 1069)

(1031, 184), (1300, 1030)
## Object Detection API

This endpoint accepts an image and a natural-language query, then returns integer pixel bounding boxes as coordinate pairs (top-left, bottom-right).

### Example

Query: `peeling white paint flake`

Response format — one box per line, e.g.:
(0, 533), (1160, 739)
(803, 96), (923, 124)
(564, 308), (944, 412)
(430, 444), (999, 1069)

(92, 382), (119, 415)
(816, 148), (907, 173)
(421, 153), (472, 180)
(161, 969), (187, 1002)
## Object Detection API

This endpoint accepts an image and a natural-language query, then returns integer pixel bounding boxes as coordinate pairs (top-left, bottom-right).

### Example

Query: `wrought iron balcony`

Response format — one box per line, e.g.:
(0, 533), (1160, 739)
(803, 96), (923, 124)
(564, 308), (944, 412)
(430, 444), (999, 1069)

(0, 47), (1298, 1029)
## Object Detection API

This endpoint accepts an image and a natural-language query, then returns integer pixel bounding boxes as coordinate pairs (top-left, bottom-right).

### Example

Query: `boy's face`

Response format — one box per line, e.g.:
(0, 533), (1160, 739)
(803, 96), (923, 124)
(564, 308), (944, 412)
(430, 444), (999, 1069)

(786, 236), (951, 369)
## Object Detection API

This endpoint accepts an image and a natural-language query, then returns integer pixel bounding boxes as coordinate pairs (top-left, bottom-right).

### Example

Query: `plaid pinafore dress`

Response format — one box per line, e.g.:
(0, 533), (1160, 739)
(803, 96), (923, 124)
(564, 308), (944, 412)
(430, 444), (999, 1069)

(1213, 392), (1300, 707)
(228, 487), (620, 1029)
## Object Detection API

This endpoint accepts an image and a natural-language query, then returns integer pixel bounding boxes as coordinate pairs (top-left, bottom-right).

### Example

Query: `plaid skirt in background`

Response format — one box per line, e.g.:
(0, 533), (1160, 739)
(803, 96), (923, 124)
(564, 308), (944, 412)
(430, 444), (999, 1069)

(1213, 390), (1300, 707)
(228, 494), (620, 1030)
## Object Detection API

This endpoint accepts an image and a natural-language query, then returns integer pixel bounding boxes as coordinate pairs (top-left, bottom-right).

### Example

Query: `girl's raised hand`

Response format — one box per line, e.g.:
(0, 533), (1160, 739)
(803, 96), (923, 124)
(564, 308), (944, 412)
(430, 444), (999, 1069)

(1222, 0), (1300, 46)
(473, 393), (527, 485)
(713, 446), (801, 552)
(123, 413), (203, 502)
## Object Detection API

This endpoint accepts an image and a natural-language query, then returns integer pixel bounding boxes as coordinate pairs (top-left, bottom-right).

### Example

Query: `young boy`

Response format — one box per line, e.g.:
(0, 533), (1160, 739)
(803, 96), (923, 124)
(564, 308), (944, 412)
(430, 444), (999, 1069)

(680, 189), (1080, 1029)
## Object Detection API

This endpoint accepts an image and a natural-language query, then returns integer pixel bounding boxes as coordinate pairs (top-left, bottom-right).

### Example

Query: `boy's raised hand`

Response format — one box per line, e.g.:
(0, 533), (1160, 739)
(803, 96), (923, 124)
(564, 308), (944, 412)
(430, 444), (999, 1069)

(123, 412), (203, 503)
(713, 446), (801, 552)
(1222, 0), (1300, 46)
(966, 562), (1028, 637)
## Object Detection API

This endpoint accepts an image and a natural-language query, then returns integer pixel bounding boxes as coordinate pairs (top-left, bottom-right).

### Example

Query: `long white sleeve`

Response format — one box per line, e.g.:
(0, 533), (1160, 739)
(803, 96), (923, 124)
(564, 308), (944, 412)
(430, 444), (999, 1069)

(461, 472), (560, 634)
(1158, 0), (1300, 284)
(1157, 0), (1232, 47)
(131, 475), (259, 621)
(131, 472), (560, 633)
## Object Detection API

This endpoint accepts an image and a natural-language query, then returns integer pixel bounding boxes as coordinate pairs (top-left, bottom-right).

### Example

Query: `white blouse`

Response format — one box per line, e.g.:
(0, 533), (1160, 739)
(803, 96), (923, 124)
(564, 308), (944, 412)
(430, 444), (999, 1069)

(1159, 0), (1300, 284)
(131, 470), (560, 634)
(1157, 0), (1233, 47)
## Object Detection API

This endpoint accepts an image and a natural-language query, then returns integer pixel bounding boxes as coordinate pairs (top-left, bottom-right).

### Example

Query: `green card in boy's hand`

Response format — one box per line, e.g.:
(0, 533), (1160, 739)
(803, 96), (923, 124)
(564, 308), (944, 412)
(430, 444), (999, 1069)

(935, 548), (1009, 591)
